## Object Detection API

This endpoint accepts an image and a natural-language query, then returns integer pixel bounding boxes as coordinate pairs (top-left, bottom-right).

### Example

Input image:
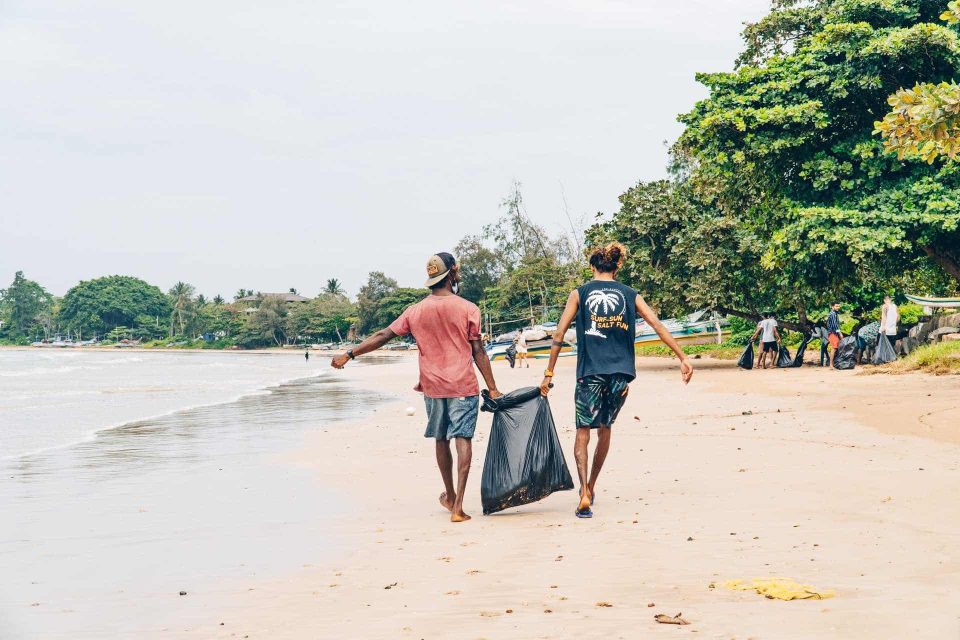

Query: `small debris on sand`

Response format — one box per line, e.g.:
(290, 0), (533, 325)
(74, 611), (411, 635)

(179, 591), (187, 596)
(596, 601), (613, 607)
(384, 582), (398, 590)
(654, 612), (690, 625)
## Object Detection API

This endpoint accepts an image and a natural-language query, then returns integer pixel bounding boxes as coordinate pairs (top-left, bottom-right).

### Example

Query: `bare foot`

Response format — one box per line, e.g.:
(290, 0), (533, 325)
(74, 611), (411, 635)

(577, 488), (592, 513)
(450, 511), (472, 523)
(439, 492), (455, 512)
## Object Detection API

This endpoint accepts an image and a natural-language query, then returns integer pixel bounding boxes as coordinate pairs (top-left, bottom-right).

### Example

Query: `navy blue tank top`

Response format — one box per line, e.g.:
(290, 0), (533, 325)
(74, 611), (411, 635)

(574, 280), (637, 381)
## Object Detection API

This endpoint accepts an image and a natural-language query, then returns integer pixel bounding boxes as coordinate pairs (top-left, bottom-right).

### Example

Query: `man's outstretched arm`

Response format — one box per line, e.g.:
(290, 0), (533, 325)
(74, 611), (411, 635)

(636, 295), (693, 385)
(470, 339), (501, 398)
(331, 328), (398, 369)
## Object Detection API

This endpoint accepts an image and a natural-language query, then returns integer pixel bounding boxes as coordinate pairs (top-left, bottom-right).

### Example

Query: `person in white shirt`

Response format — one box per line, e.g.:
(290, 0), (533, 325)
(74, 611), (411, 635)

(749, 312), (782, 369)
(879, 295), (899, 347)
(516, 331), (529, 368)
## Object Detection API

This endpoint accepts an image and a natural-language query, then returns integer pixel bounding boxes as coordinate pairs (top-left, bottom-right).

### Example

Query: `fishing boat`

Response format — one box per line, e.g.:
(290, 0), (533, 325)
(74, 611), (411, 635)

(485, 324), (576, 361)
(905, 293), (960, 309)
(633, 310), (729, 350)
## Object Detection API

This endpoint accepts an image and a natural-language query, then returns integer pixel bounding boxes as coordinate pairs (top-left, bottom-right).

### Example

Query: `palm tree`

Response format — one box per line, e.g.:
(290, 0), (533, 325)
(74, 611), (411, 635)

(289, 287), (299, 295)
(169, 281), (196, 337)
(196, 294), (207, 307)
(234, 288), (252, 301)
(325, 278), (345, 295)
(213, 294), (225, 305)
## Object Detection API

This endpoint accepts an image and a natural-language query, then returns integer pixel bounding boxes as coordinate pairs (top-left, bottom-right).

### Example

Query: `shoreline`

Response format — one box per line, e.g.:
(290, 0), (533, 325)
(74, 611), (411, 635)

(142, 355), (960, 639)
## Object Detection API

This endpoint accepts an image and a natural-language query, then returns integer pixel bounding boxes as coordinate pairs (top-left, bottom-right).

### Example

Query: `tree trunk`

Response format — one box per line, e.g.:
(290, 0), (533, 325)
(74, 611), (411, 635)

(715, 306), (809, 333)
(921, 245), (960, 284)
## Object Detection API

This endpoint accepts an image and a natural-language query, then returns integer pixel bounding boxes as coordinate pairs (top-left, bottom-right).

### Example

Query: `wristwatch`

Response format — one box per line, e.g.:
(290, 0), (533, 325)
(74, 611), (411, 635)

(543, 369), (554, 377)
(347, 349), (355, 360)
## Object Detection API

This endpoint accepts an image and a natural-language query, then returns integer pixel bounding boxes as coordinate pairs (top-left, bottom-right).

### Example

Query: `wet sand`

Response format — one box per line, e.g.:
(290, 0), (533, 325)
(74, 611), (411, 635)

(116, 356), (960, 637)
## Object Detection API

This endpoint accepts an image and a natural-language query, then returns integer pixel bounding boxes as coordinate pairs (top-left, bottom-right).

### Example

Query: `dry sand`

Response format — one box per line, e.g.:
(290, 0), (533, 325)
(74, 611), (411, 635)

(156, 355), (960, 639)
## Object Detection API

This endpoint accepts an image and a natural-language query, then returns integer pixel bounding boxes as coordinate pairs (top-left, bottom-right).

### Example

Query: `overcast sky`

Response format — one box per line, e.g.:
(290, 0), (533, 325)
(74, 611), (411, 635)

(1, 0), (770, 298)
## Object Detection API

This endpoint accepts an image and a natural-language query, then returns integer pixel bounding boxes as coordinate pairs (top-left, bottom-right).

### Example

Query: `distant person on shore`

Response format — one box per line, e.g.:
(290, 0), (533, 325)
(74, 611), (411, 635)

(749, 312), (781, 370)
(305, 350), (310, 361)
(516, 331), (529, 368)
(880, 295), (899, 347)
(540, 242), (693, 518)
(826, 302), (843, 368)
(331, 252), (501, 523)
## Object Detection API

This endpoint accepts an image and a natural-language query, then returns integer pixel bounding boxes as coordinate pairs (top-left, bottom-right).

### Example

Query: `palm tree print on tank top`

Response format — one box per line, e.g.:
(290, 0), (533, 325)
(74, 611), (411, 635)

(584, 288), (628, 338)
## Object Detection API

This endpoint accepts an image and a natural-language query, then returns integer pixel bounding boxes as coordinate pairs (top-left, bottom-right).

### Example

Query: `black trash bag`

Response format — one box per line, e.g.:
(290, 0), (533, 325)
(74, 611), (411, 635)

(786, 333), (812, 368)
(505, 344), (517, 368)
(872, 333), (897, 365)
(833, 336), (858, 370)
(775, 344), (793, 368)
(737, 343), (754, 370)
(479, 387), (574, 515)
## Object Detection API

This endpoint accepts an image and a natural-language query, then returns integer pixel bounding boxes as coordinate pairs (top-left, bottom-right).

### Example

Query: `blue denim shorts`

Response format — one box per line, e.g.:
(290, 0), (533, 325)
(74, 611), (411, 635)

(423, 395), (479, 440)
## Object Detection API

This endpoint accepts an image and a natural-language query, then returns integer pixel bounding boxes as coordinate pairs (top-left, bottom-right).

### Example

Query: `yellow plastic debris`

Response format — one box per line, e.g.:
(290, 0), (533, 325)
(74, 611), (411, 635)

(723, 578), (835, 601)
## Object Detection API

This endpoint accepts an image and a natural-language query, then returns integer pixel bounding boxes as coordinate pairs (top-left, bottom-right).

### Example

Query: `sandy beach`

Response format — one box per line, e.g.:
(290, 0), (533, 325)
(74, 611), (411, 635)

(142, 354), (960, 639)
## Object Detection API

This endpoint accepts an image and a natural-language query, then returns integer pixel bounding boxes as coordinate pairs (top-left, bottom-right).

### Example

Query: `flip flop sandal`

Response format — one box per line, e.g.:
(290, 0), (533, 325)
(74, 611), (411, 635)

(575, 507), (593, 519)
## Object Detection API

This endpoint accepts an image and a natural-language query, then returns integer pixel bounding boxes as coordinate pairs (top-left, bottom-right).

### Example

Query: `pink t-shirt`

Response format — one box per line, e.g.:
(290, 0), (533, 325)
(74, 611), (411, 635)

(389, 295), (481, 398)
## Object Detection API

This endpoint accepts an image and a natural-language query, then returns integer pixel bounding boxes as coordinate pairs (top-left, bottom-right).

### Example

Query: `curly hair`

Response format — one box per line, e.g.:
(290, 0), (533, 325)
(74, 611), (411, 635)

(587, 241), (627, 273)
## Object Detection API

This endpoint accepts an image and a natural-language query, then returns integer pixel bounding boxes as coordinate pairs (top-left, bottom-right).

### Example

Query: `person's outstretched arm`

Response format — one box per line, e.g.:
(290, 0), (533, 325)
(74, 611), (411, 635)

(540, 290), (579, 395)
(331, 328), (397, 369)
(636, 295), (693, 384)
(750, 323), (762, 343)
(470, 339), (502, 398)
(774, 326), (782, 343)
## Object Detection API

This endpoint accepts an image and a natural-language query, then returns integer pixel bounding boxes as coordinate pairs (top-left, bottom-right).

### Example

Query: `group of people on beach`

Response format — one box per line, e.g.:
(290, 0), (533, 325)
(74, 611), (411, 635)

(749, 296), (901, 370)
(332, 243), (692, 522)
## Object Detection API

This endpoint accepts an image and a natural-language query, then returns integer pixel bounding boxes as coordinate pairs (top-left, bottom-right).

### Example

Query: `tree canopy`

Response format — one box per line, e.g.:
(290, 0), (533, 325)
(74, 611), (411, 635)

(59, 275), (172, 337)
(592, 0), (960, 328)
(0, 271), (53, 339)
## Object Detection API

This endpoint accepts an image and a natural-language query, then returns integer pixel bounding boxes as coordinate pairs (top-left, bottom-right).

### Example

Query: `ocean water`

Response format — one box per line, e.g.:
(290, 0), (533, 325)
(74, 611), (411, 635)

(0, 349), (395, 638)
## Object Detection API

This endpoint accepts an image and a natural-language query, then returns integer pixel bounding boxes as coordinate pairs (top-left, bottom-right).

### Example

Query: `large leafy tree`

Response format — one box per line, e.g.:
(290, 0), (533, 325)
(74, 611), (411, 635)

(0, 271), (54, 338)
(288, 293), (357, 342)
(673, 0), (960, 315)
(356, 271), (398, 334)
(60, 276), (171, 337)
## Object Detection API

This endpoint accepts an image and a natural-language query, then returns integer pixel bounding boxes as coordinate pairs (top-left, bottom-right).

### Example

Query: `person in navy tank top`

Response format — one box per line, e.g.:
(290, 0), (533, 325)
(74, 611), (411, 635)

(540, 242), (693, 518)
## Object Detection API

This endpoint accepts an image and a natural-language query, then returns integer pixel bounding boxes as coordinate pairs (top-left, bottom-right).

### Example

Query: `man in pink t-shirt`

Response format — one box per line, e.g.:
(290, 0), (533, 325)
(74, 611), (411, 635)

(332, 252), (501, 522)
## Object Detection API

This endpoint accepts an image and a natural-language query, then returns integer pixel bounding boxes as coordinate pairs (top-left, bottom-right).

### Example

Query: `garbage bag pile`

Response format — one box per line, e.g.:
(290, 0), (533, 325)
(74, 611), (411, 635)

(775, 344), (793, 368)
(872, 334), (897, 365)
(737, 343), (754, 370)
(833, 336), (858, 370)
(480, 387), (574, 515)
(779, 333), (812, 368)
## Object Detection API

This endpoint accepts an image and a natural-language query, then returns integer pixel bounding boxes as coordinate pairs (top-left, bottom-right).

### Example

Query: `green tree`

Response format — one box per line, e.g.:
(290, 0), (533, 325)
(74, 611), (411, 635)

(249, 295), (289, 346)
(0, 271), (53, 338)
(368, 288), (429, 331)
(454, 235), (505, 305)
(671, 0), (960, 321)
(875, 3), (960, 162)
(356, 272), (398, 334)
(213, 294), (225, 305)
(288, 293), (357, 342)
(60, 276), (171, 338)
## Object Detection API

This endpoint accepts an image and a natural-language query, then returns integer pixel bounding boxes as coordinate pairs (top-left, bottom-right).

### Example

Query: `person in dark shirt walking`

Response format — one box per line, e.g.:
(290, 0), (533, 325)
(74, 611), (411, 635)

(826, 302), (843, 369)
(540, 242), (693, 518)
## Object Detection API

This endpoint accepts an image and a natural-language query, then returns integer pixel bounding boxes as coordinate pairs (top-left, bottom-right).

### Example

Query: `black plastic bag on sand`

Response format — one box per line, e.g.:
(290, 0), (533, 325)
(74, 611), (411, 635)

(505, 344), (517, 368)
(833, 336), (858, 370)
(786, 334), (812, 368)
(775, 344), (793, 368)
(872, 333), (897, 365)
(480, 387), (574, 515)
(737, 343), (754, 370)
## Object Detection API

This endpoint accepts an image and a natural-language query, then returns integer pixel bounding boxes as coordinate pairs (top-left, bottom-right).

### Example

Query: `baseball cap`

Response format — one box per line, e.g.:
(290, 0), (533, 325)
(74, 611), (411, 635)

(424, 254), (451, 287)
